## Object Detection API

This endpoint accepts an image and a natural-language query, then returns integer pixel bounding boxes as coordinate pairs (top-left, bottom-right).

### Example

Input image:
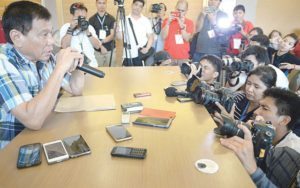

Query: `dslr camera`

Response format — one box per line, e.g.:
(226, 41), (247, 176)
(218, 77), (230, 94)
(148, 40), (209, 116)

(191, 85), (235, 113)
(78, 16), (89, 31)
(228, 59), (254, 73)
(114, 0), (124, 5)
(218, 115), (275, 162)
(151, 3), (161, 13)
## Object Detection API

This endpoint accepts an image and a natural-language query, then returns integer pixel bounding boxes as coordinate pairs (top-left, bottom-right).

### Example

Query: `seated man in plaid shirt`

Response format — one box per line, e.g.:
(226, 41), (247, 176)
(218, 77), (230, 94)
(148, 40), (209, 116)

(220, 88), (300, 187)
(0, 1), (85, 149)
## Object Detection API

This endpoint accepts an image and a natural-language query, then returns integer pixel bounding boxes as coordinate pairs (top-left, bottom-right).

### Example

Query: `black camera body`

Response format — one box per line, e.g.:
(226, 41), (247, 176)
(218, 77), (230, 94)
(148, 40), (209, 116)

(229, 59), (254, 73)
(219, 116), (275, 162)
(191, 85), (235, 113)
(151, 3), (161, 13)
(78, 16), (89, 31)
(114, 0), (124, 5)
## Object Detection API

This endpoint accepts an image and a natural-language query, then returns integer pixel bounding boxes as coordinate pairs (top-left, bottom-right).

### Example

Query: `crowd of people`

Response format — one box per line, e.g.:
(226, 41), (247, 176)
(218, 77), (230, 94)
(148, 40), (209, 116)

(0, 0), (300, 187)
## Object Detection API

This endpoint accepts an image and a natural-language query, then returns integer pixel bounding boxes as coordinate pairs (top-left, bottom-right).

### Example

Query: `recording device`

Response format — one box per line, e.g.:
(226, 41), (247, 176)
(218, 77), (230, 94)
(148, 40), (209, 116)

(164, 87), (191, 98)
(62, 135), (91, 158)
(77, 16), (89, 31)
(229, 59), (254, 73)
(192, 86), (235, 113)
(106, 125), (132, 142)
(203, 6), (217, 14)
(150, 3), (161, 13)
(180, 62), (201, 79)
(76, 54), (105, 78)
(222, 56), (241, 66)
(43, 140), (69, 164)
(218, 115), (275, 163)
(111, 146), (147, 159)
(17, 143), (42, 169)
(114, 0), (124, 5)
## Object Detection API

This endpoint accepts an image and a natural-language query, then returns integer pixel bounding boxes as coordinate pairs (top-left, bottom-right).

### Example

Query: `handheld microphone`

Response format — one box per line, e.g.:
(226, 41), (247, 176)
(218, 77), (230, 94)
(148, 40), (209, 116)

(77, 64), (105, 78)
(164, 87), (191, 97)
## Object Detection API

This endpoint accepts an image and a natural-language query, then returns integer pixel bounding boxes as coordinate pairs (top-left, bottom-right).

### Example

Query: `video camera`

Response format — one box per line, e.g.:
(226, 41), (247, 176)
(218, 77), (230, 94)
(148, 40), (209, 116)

(78, 16), (89, 31)
(218, 115), (275, 163)
(150, 3), (161, 13)
(114, 0), (124, 5)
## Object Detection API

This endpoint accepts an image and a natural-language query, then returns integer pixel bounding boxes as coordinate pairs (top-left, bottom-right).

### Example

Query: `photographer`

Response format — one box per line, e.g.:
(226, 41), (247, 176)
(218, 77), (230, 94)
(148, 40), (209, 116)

(214, 66), (277, 123)
(227, 5), (253, 56)
(60, 2), (102, 67)
(150, 3), (167, 52)
(192, 0), (227, 62)
(226, 45), (288, 91)
(89, 0), (116, 67)
(220, 88), (300, 187)
(162, 0), (194, 65)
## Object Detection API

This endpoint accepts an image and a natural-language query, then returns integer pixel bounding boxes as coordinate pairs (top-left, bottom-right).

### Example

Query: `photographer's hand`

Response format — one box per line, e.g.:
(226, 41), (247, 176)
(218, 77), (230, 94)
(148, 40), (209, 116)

(220, 124), (257, 175)
(215, 102), (236, 118)
(70, 18), (78, 30)
(140, 47), (149, 54)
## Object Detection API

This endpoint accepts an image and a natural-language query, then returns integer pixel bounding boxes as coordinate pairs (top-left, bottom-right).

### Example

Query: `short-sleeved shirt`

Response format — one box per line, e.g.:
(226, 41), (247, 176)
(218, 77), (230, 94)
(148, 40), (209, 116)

(118, 14), (153, 58)
(227, 20), (253, 55)
(60, 23), (98, 67)
(0, 43), (70, 146)
(162, 18), (194, 59)
(89, 12), (116, 51)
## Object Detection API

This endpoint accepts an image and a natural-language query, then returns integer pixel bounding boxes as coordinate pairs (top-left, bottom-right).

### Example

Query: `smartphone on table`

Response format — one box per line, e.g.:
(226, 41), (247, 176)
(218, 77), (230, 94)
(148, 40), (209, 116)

(111, 146), (147, 159)
(106, 124), (132, 142)
(43, 140), (69, 164)
(17, 143), (42, 169)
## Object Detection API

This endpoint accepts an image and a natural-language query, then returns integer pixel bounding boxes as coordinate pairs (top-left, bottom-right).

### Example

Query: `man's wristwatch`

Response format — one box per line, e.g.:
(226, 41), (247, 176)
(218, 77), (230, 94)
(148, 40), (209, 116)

(87, 33), (92, 38)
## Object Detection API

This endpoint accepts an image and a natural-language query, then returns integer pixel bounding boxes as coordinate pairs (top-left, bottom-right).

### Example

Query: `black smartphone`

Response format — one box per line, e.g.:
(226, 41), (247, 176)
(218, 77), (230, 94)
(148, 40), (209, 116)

(111, 146), (147, 159)
(17, 143), (42, 169)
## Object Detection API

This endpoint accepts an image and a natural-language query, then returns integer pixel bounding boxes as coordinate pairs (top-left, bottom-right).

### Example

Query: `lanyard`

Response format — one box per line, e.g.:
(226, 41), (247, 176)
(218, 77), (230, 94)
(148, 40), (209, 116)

(97, 14), (106, 29)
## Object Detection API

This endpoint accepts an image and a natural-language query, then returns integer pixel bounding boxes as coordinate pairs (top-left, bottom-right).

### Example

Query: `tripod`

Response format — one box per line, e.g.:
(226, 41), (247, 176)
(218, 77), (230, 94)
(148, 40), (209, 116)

(109, 1), (132, 66)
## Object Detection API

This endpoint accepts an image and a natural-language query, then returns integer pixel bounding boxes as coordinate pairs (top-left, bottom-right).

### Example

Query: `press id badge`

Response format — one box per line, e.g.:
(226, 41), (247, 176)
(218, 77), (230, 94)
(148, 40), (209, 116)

(233, 38), (242, 49)
(175, 34), (184, 44)
(99, 29), (107, 40)
(207, 30), (216, 38)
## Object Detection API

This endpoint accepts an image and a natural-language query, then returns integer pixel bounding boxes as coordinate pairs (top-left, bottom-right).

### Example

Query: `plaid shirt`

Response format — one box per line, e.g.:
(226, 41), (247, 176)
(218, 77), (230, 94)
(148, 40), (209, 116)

(0, 43), (70, 147)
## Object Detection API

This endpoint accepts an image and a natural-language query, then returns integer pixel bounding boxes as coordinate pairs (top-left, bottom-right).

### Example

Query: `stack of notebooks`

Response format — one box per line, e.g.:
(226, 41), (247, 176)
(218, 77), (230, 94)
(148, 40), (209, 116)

(132, 108), (176, 128)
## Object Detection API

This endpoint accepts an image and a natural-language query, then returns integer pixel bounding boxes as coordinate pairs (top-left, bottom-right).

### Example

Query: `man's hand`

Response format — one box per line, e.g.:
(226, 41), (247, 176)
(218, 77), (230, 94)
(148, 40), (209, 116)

(70, 18), (78, 30)
(220, 124), (257, 175)
(139, 47), (149, 54)
(100, 46), (108, 54)
(55, 47), (83, 74)
(213, 102), (235, 127)
(279, 63), (295, 70)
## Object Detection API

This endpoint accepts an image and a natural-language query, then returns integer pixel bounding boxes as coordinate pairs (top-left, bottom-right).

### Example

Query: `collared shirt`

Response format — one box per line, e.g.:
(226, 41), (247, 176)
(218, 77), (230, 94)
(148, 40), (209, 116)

(0, 43), (70, 148)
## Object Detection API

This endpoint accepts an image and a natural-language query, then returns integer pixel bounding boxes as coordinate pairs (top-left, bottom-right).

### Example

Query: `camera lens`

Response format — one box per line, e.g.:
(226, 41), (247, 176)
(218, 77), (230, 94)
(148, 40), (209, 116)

(220, 122), (244, 138)
(180, 63), (191, 75)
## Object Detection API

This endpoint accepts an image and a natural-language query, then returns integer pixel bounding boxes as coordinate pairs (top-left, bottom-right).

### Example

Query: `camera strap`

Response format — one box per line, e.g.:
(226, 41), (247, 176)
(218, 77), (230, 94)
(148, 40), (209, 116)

(128, 18), (139, 46)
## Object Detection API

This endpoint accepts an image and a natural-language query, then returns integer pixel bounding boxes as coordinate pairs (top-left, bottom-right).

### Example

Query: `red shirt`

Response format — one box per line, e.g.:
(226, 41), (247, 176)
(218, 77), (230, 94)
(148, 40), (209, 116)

(0, 20), (6, 44)
(162, 18), (194, 59)
(227, 20), (253, 55)
(293, 41), (300, 58)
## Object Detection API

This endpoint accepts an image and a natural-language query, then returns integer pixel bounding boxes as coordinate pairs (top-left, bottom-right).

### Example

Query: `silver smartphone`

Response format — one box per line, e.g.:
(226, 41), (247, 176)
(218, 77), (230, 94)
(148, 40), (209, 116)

(62, 135), (91, 158)
(106, 125), (132, 142)
(43, 140), (69, 164)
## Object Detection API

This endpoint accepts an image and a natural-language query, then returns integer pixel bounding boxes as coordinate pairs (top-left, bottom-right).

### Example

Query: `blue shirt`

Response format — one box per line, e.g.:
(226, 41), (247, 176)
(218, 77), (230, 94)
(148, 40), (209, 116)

(0, 43), (70, 148)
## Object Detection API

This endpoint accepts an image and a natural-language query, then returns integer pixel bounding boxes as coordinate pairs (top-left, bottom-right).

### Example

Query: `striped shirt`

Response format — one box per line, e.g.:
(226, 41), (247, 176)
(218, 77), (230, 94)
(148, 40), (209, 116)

(0, 43), (70, 148)
(233, 92), (257, 122)
(251, 132), (300, 187)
